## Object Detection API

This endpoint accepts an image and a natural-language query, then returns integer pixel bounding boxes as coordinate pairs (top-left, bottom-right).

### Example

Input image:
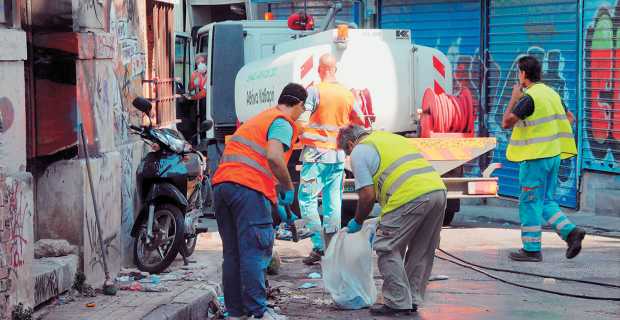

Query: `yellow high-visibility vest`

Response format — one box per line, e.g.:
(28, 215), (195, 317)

(361, 131), (446, 216)
(506, 83), (577, 162)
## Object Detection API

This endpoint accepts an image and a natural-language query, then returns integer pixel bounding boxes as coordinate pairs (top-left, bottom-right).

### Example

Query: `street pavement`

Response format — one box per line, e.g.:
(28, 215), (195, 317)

(36, 209), (620, 320)
(269, 226), (620, 320)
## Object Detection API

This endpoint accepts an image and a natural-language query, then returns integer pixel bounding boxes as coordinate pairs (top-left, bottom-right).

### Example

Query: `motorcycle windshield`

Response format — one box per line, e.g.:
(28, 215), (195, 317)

(151, 128), (187, 153)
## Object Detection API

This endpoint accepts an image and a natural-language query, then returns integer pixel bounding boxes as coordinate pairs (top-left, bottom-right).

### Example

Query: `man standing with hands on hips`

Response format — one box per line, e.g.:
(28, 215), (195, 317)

(502, 55), (585, 262)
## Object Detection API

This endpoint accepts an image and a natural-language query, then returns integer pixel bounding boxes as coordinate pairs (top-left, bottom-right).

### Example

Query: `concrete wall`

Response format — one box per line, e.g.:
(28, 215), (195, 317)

(0, 30), (27, 173)
(37, 153), (122, 285)
(580, 171), (620, 218)
(0, 171), (34, 318)
(32, 0), (151, 283)
(0, 25), (34, 317)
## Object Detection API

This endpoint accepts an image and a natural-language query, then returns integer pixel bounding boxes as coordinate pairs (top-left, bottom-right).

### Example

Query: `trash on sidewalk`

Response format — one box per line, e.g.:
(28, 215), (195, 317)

(142, 284), (170, 292)
(429, 275), (449, 281)
(139, 274), (161, 284)
(323, 218), (378, 310)
(298, 282), (317, 289)
(118, 268), (148, 280)
(275, 224), (312, 241)
(86, 303), (96, 308)
(307, 272), (321, 279)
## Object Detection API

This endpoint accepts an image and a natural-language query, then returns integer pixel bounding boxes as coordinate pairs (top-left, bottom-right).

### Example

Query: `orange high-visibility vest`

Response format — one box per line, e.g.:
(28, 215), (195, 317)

(300, 82), (355, 150)
(189, 71), (207, 96)
(212, 108), (298, 203)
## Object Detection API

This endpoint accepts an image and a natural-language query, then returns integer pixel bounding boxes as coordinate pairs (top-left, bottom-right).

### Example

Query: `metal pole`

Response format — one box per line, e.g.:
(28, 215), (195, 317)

(79, 124), (111, 281)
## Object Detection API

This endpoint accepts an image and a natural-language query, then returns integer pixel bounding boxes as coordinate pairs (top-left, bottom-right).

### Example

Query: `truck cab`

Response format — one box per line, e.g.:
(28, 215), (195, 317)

(193, 21), (310, 141)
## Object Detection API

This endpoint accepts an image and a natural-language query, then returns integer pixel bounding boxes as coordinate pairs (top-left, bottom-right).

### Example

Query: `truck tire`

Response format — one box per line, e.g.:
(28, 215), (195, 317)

(443, 199), (460, 226)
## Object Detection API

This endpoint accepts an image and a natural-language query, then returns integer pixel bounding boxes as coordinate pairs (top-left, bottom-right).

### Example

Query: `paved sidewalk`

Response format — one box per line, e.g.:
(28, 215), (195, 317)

(35, 232), (223, 320)
(456, 201), (620, 237)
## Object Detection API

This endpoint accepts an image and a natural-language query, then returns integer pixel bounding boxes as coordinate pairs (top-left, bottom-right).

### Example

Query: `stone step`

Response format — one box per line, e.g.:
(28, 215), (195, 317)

(32, 255), (79, 307)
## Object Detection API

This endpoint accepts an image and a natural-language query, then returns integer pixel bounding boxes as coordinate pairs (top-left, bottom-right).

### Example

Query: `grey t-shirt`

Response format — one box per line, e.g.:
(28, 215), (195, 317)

(350, 144), (380, 190)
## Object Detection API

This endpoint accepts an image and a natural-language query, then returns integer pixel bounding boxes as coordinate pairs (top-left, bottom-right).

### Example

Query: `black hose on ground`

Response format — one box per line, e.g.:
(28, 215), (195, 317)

(434, 249), (620, 301)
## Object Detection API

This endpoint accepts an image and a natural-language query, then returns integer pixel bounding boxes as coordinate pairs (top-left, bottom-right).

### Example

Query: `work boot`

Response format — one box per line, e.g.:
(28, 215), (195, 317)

(369, 304), (412, 316)
(566, 227), (586, 259)
(253, 308), (287, 320)
(509, 249), (542, 262)
(302, 248), (324, 265)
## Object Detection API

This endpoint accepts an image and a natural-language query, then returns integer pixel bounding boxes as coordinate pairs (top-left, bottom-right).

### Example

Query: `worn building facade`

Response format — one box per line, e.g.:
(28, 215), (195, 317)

(0, 0), (35, 317)
(0, 0), (177, 315)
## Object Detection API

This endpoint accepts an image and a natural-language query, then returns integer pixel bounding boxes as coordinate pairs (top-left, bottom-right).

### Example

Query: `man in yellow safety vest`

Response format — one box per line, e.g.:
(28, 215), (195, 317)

(502, 55), (585, 262)
(338, 125), (447, 316)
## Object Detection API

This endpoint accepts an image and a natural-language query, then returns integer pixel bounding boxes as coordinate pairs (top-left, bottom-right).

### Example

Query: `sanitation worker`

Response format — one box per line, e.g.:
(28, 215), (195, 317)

(502, 55), (585, 262)
(298, 53), (364, 265)
(212, 83), (307, 320)
(188, 54), (207, 100)
(339, 124), (447, 316)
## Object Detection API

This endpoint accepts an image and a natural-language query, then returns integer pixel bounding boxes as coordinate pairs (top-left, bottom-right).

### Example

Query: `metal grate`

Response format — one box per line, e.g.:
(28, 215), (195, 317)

(486, 0), (579, 208)
(380, 0), (483, 176)
(582, 0), (620, 173)
(145, 0), (176, 127)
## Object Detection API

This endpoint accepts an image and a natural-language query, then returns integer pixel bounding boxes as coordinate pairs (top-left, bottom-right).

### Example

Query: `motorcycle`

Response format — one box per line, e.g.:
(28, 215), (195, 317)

(129, 97), (214, 273)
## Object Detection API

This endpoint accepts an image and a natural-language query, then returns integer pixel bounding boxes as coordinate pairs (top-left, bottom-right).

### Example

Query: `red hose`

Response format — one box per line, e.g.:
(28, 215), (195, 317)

(420, 88), (475, 138)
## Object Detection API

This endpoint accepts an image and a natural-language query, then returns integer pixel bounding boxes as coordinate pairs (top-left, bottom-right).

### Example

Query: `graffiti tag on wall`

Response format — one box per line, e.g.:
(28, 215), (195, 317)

(584, 2), (620, 172)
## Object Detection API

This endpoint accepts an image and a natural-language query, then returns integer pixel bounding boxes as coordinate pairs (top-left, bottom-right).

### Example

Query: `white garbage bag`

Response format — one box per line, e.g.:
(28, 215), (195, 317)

(322, 218), (378, 309)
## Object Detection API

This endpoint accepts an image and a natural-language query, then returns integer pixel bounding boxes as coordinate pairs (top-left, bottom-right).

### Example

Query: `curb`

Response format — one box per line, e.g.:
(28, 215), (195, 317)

(142, 284), (220, 320)
(456, 205), (620, 237)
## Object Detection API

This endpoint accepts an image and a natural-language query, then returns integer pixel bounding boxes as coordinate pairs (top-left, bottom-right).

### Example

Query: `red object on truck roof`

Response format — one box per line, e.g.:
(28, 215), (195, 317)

(288, 12), (315, 30)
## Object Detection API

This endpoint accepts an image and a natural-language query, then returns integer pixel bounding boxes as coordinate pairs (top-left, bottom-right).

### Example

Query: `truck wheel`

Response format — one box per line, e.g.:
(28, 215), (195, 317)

(443, 199), (460, 226)
(443, 209), (456, 226)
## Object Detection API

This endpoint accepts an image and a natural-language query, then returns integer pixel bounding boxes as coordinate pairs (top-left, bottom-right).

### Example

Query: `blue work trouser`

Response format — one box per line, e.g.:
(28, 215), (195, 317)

(214, 182), (274, 318)
(298, 162), (345, 251)
(518, 156), (576, 252)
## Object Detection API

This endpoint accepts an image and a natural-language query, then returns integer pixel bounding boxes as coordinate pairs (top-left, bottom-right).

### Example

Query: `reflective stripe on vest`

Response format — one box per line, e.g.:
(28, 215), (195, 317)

(220, 154), (275, 180)
(509, 132), (574, 146)
(301, 132), (338, 143)
(516, 114), (568, 128)
(229, 135), (267, 157)
(306, 122), (340, 132)
(377, 153), (424, 191)
(384, 165), (436, 201)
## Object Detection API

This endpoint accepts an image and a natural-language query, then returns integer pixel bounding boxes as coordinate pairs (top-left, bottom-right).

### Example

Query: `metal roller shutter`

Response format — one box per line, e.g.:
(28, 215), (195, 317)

(380, 0), (483, 175)
(487, 0), (580, 207)
(582, 1), (620, 173)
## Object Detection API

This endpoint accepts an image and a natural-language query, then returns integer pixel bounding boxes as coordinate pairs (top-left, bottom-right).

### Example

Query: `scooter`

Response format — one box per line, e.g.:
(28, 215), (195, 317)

(129, 97), (214, 273)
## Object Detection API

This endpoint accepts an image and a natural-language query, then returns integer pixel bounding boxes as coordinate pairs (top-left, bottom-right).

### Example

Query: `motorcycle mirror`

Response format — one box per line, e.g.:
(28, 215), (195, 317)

(132, 97), (152, 114)
(200, 120), (213, 133)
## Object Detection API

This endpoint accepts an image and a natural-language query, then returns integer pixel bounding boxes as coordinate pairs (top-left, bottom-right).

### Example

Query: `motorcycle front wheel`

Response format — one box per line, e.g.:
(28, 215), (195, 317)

(134, 203), (185, 273)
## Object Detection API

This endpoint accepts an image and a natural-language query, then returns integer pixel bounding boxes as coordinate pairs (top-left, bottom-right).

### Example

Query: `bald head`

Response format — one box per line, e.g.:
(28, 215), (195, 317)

(318, 53), (337, 82)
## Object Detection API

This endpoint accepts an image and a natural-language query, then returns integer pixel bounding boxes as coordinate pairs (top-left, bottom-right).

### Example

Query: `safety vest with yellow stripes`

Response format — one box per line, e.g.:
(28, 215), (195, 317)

(506, 83), (577, 162)
(212, 107), (298, 204)
(300, 82), (355, 150)
(361, 131), (446, 216)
